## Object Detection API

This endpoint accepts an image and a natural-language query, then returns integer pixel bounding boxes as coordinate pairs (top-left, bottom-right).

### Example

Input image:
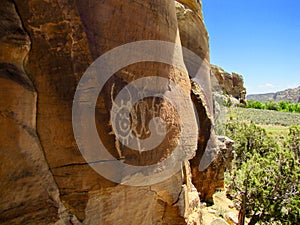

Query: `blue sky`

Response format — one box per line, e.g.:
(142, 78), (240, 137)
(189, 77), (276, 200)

(202, 0), (300, 94)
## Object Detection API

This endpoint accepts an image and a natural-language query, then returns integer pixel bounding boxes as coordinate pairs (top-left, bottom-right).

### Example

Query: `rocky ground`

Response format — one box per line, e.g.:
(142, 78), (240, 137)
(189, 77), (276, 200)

(201, 191), (239, 225)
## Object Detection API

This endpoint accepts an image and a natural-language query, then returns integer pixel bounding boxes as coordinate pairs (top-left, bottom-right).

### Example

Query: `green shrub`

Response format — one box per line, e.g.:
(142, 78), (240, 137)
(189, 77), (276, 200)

(246, 100), (265, 109)
(287, 125), (300, 161)
(225, 121), (300, 224)
(243, 100), (300, 113)
(265, 101), (280, 111)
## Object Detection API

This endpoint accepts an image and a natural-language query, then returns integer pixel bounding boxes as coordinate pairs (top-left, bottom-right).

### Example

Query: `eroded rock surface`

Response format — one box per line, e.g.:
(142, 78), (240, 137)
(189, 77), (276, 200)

(176, 1), (230, 204)
(211, 65), (246, 100)
(247, 86), (300, 103)
(0, 1), (79, 224)
(0, 0), (224, 224)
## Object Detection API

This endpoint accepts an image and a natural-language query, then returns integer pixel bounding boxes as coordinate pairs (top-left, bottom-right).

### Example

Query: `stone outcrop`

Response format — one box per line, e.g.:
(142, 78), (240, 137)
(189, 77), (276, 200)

(0, 0), (228, 224)
(247, 86), (300, 103)
(176, 0), (208, 61)
(0, 1), (80, 224)
(176, 1), (232, 204)
(211, 65), (246, 100)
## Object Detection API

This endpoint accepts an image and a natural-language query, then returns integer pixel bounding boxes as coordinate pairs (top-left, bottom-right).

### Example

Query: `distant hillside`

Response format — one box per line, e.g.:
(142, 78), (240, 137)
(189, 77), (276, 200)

(247, 86), (300, 103)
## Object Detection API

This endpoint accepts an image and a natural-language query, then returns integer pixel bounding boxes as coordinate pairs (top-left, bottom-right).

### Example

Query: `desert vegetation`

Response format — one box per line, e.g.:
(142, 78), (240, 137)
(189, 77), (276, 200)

(228, 107), (300, 127)
(242, 100), (300, 113)
(223, 107), (300, 225)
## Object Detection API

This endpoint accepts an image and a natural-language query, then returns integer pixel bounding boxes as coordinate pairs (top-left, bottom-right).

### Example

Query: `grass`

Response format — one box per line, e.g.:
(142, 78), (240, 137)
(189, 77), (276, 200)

(224, 107), (300, 136)
(259, 125), (289, 137)
(227, 107), (300, 126)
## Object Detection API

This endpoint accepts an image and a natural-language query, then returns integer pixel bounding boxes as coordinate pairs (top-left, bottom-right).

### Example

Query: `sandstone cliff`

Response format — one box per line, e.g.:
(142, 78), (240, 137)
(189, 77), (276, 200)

(211, 65), (246, 100)
(247, 86), (300, 103)
(0, 0), (226, 224)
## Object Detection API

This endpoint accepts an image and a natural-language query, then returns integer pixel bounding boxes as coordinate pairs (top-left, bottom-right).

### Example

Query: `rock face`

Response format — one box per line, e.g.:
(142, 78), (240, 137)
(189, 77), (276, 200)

(176, 1), (231, 203)
(0, 1), (79, 224)
(247, 86), (300, 103)
(211, 65), (246, 100)
(0, 0), (225, 224)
